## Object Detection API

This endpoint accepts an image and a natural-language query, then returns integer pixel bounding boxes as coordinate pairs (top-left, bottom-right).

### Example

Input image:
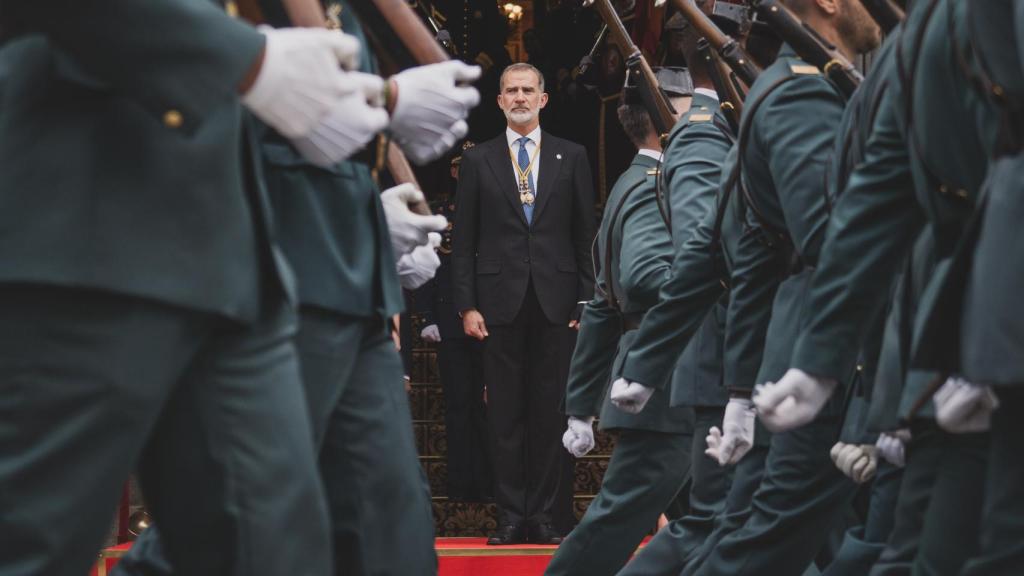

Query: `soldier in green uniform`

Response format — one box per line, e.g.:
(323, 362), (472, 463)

(109, 2), (481, 575)
(613, 6), (749, 573)
(755, 1), (1005, 575)
(665, 1), (882, 574)
(957, 3), (1024, 573)
(0, 1), (395, 574)
(816, 21), (907, 576)
(544, 68), (694, 576)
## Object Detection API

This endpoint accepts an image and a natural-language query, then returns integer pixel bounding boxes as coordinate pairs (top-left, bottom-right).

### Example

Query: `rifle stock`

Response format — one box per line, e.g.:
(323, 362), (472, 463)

(584, 0), (677, 142)
(666, 0), (761, 87)
(752, 0), (863, 98)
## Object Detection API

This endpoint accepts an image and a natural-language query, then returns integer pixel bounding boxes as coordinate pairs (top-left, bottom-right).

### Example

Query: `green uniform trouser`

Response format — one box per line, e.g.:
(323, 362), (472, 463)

(962, 388), (1024, 576)
(868, 422), (987, 576)
(684, 395), (857, 576)
(114, 306), (436, 576)
(544, 429), (690, 576)
(0, 285), (331, 576)
(821, 462), (903, 576)
(295, 307), (437, 575)
(616, 407), (732, 576)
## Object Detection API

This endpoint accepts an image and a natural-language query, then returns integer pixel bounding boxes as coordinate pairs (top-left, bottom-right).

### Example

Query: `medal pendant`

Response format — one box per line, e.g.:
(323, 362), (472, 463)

(520, 192), (535, 206)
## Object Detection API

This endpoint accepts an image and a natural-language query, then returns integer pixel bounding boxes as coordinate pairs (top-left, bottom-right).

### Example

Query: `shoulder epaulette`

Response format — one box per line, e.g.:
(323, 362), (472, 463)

(789, 63), (821, 76)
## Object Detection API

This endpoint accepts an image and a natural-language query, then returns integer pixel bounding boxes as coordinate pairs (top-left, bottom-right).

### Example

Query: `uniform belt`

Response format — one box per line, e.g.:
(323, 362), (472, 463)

(621, 312), (645, 331)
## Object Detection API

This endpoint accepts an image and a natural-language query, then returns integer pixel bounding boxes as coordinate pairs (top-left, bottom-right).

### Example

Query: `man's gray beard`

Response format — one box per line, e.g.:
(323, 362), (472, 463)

(505, 109), (537, 125)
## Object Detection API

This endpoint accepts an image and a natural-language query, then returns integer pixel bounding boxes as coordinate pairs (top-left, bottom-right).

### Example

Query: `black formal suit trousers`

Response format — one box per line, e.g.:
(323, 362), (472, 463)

(485, 281), (575, 527)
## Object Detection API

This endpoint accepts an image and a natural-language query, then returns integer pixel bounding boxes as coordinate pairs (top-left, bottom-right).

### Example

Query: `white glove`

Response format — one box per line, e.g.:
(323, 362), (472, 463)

(397, 233), (442, 289)
(830, 442), (877, 484)
(753, 368), (838, 432)
(420, 324), (441, 343)
(390, 61), (482, 164)
(933, 377), (1000, 433)
(381, 184), (449, 257)
(561, 416), (596, 458)
(875, 430), (909, 468)
(290, 72), (389, 166)
(242, 27), (362, 138)
(705, 398), (755, 466)
(609, 378), (656, 414)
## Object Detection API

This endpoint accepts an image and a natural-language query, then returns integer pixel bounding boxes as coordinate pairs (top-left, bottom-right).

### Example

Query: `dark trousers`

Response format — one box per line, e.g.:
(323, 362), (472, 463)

(0, 285), (330, 576)
(962, 387), (1024, 576)
(685, 396), (857, 576)
(485, 282), (574, 527)
(295, 308), (437, 575)
(821, 462), (904, 576)
(617, 407), (732, 576)
(115, 307), (437, 576)
(868, 422), (988, 576)
(438, 337), (491, 500)
(544, 429), (691, 576)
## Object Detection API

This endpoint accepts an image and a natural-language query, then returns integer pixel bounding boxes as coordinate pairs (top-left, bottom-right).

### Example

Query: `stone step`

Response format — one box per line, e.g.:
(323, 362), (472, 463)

(430, 496), (598, 537)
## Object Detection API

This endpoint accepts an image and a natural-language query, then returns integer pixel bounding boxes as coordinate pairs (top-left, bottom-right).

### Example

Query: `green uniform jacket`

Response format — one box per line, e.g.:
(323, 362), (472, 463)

(660, 92), (732, 408)
(791, 0), (998, 411)
(724, 46), (845, 392)
(0, 1), (284, 323)
(257, 0), (403, 318)
(960, 0), (1024, 385)
(564, 153), (693, 434)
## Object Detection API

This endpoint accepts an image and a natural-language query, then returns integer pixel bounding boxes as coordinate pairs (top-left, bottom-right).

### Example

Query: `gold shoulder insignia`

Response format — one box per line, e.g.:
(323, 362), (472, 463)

(790, 63), (821, 76)
(689, 113), (713, 122)
(646, 169), (661, 176)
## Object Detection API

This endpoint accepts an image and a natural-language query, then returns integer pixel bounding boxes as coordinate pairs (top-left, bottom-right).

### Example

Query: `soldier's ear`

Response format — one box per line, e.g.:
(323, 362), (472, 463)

(814, 0), (840, 16)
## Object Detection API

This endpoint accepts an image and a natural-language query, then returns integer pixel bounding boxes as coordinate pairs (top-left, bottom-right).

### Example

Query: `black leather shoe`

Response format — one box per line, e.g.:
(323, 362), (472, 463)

(487, 523), (527, 545)
(527, 522), (564, 545)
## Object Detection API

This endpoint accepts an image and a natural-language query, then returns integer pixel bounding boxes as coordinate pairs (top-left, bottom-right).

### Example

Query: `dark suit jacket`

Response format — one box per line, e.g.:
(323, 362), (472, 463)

(0, 0), (288, 323)
(451, 131), (596, 325)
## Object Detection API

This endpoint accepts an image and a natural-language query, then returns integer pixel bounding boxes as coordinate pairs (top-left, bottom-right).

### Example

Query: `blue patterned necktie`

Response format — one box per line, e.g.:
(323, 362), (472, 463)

(517, 136), (536, 225)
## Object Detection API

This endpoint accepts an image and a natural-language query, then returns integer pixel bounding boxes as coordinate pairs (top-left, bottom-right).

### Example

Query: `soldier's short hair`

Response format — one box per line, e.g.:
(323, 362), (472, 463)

(500, 63), (546, 93)
(617, 103), (655, 149)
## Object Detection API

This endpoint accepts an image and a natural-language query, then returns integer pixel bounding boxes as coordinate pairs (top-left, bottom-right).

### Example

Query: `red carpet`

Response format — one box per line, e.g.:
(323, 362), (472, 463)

(91, 538), (557, 576)
(437, 538), (555, 575)
(92, 536), (655, 575)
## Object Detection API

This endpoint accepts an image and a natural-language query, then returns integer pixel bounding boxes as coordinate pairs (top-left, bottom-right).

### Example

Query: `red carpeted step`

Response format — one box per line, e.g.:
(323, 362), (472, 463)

(92, 536), (648, 575)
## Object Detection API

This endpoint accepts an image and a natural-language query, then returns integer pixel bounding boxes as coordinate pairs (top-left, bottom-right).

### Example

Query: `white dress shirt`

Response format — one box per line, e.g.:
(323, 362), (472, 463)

(637, 148), (663, 162)
(506, 125), (543, 189)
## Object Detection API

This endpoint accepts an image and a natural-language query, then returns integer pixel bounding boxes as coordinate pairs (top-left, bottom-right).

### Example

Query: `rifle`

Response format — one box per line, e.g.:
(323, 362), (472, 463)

(751, 0), (863, 98)
(660, 0), (761, 87)
(583, 0), (678, 145)
(236, 0), (434, 215)
(860, 0), (904, 34)
(697, 39), (743, 133)
(410, 0), (459, 57)
(575, 24), (609, 79)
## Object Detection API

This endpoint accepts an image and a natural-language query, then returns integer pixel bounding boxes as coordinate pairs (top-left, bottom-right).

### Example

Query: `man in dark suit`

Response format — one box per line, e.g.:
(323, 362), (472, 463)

(452, 62), (596, 545)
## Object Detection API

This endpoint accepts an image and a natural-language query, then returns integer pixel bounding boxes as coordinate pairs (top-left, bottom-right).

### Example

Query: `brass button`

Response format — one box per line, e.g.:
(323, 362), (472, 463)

(955, 188), (968, 199)
(163, 109), (183, 129)
(856, 364), (864, 372)
(938, 184), (949, 195)
(225, 0), (239, 17)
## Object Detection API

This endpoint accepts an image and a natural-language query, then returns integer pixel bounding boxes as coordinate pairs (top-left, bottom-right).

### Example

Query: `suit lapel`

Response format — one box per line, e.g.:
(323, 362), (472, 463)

(532, 132), (561, 224)
(484, 137), (529, 227)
